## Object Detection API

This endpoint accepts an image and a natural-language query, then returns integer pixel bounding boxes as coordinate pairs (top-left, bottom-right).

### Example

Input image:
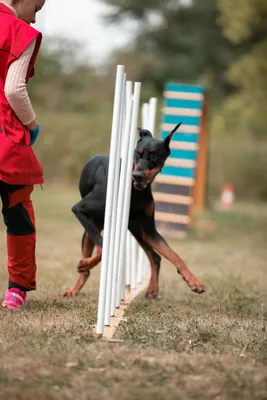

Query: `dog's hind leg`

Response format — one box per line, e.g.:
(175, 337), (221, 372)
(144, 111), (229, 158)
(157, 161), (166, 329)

(76, 221), (103, 274)
(72, 193), (104, 247)
(62, 231), (96, 297)
(71, 193), (104, 266)
(62, 191), (104, 297)
(129, 219), (161, 299)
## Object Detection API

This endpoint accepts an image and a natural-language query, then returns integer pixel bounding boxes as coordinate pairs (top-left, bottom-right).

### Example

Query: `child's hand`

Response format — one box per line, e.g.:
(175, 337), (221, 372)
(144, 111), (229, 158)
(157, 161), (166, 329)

(29, 124), (40, 146)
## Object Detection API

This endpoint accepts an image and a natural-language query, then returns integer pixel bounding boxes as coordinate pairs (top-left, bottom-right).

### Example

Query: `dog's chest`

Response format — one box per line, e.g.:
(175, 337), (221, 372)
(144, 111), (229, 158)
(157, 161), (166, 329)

(129, 188), (152, 214)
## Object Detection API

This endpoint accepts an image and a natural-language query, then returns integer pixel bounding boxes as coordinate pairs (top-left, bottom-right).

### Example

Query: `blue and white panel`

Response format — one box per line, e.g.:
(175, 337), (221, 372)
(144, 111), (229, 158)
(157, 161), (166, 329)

(154, 83), (205, 235)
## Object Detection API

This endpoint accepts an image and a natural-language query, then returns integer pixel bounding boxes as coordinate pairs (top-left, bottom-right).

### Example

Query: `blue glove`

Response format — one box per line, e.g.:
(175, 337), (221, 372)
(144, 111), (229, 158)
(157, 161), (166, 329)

(30, 124), (40, 146)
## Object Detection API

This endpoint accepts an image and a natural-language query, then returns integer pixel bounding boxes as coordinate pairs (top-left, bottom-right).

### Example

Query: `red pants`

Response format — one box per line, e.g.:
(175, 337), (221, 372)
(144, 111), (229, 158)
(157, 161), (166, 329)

(0, 181), (37, 291)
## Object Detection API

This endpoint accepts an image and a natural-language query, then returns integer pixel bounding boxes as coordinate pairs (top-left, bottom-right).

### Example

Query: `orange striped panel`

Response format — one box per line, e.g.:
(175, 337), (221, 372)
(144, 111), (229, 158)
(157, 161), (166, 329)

(153, 192), (192, 205)
(155, 212), (190, 224)
(155, 174), (195, 186)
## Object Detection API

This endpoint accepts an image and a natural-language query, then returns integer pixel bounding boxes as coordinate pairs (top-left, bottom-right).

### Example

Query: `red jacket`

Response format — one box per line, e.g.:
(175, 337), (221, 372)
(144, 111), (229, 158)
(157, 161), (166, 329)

(0, 3), (44, 185)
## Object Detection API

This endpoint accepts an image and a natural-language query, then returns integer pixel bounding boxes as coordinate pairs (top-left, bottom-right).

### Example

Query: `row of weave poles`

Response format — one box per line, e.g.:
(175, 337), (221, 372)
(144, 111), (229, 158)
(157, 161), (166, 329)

(95, 65), (157, 335)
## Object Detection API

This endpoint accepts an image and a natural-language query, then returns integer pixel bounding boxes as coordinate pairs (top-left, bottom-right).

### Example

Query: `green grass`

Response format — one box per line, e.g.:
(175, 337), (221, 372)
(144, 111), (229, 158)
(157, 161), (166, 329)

(0, 185), (266, 399)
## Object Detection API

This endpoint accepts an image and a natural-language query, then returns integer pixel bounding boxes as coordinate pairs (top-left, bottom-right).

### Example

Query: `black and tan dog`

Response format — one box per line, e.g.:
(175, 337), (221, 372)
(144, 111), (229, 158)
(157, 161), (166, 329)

(62, 123), (206, 298)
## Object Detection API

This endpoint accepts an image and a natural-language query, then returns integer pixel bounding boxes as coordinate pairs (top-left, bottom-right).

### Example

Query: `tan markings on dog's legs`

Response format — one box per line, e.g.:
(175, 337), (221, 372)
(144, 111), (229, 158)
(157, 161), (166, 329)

(145, 251), (160, 299)
(77, 245), (102, 273)
(62, 232), (95, 297)
(144, 236), (205, 294)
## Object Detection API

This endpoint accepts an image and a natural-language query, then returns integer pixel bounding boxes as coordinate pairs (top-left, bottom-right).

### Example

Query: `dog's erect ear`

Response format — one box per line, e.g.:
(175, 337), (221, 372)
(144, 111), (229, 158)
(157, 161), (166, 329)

(164, 122), (182, 150)
(138, 127), (153, 139)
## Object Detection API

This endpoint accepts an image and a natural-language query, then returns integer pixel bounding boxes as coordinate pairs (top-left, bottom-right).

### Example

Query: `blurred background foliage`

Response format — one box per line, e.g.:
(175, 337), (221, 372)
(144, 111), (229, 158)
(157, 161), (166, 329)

(30, 0), (267, 201)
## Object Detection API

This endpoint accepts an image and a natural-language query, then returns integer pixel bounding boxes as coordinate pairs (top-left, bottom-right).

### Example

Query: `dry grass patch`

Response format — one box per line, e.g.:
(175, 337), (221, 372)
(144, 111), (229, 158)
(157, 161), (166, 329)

(0, 186), (266, 399)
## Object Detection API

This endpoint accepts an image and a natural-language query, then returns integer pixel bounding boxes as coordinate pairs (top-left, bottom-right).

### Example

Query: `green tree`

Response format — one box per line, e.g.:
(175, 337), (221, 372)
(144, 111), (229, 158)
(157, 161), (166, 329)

(102, 0), (235, 101)
(217, 0), (267, 136)
(28, 37), (106, 113)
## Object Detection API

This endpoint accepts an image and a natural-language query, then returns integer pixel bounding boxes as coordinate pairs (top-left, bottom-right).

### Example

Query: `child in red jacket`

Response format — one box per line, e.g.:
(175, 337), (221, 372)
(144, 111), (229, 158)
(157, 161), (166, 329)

(0, 0), (45, 309)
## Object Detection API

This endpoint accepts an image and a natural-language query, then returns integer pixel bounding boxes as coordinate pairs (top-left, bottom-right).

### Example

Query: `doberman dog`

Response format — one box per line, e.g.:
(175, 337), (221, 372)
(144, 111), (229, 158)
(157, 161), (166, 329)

(62, 123), (206, 298)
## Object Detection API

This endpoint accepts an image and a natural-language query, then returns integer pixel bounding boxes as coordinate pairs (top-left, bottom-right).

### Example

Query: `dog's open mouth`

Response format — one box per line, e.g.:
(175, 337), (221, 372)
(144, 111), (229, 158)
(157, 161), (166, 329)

(133, 179), (147, 191)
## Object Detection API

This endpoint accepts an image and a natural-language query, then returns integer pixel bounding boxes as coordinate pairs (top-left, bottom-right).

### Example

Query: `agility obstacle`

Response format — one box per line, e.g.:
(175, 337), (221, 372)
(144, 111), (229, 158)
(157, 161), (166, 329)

(154, 82), (208, 237)
(95, 73), (208, 337)
(95, 66), (158, 337)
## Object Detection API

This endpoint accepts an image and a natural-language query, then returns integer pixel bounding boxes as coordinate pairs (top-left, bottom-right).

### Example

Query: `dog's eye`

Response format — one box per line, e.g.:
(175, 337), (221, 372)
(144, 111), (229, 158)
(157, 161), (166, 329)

(151, 153), (157, 161)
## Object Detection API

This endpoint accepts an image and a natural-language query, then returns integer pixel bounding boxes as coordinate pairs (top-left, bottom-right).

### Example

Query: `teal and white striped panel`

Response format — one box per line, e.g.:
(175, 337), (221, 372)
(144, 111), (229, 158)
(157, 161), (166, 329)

(160, 83), (204, 181)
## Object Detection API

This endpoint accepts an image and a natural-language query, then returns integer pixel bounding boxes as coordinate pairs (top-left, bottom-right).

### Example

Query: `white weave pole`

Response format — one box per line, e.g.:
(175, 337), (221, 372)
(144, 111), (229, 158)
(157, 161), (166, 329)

(110, 81), (134, 316)
(120, 263), (126, 301)
(115, 82), (142, 308)
(124, 85), (133, 295)
(104, 73), (127, 326)
(136, 103), (149, 283)
(122, 82), (134, 302)
(136, 98), (158, 282)
(119, 83), (133, 303)
(96, 65), (125, 335)
(129, 103), (150, 286)
(142, 103), (149, 127)
(125, 230), (132, 289)
(144, 97), (158, 277)
(130, 233), (137, 289)
(148, 97), (157, 135)
(129, 100), (145, 289)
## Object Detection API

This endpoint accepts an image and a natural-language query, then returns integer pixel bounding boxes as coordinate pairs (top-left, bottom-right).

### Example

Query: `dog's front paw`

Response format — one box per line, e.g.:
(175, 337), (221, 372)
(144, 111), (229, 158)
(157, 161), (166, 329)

(181, 272), (206, 294)
(145, 285), (159, 299)
(61, 289), (79, 297)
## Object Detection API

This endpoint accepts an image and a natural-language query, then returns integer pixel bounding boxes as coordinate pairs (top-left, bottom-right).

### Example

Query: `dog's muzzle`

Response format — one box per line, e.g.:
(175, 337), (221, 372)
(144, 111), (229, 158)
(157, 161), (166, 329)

(132, 170), (147, 190)
(133, 180), (147, 191)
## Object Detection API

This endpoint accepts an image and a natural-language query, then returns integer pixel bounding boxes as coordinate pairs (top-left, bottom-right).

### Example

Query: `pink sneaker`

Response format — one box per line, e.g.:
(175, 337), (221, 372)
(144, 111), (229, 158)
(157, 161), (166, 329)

(2, 288), (27, 310)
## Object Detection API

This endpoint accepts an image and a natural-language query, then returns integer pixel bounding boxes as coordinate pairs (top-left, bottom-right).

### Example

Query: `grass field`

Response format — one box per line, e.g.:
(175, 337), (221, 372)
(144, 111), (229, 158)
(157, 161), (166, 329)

(0, 185), (267, 400)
